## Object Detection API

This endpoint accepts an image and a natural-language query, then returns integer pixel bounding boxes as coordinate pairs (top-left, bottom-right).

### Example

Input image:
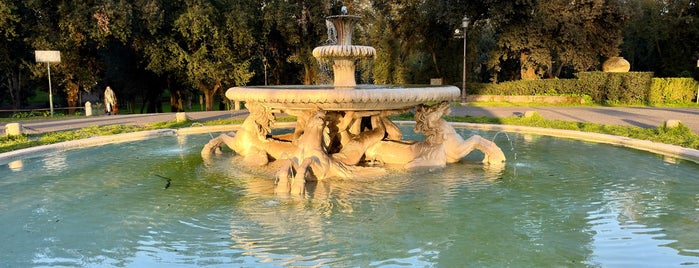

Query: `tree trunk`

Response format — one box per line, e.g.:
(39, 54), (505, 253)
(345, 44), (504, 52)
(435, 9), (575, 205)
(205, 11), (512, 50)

(169, 88), (185, 112)
(520, 50), (538, 80)
(7, 69), (21, 109)
(198, 81), (221, 111)
(65, 81), (80, 114)
(303, 64), (314, 85)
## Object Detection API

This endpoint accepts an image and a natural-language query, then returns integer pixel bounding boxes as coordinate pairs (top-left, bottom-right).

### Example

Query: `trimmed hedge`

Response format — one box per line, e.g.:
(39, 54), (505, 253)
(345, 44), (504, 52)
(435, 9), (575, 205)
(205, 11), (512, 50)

(575, 72), (653, 104)
(468, 72), (697, 105)
(649, 78), (698, 104)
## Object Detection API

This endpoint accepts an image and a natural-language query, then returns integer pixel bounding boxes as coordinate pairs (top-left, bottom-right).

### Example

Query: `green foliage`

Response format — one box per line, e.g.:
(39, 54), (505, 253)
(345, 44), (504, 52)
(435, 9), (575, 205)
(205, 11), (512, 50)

(649, 78), (698, 105)
(621, 0), (699, 78)
(471, 79), (579, 96)
(0, 134), (39, 153)
(575, 72), (653, 104)
(470, 72), (697, 106)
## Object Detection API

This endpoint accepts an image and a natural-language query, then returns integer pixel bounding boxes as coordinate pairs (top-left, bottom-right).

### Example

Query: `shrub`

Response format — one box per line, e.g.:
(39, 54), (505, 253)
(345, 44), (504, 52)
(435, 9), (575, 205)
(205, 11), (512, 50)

(575, 72), (653, 105)
(470, 79), (578, 96)
(649, 78), (697, 105)
(469, 72), (696, 105)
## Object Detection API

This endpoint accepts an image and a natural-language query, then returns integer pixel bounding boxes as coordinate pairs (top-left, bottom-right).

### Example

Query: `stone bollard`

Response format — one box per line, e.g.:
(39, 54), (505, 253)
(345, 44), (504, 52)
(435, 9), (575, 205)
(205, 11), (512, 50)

(85, 101), (93, 116)
(176, 112), (188, 122)
(5, 123), (23, 136)
(664, 120), (683, 129)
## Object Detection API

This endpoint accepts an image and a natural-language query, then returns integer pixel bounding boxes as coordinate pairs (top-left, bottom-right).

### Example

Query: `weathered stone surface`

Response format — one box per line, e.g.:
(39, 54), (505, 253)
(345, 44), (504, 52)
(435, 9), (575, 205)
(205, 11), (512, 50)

(602, 57), (631, 72)
(226, 85), (460, 111)
(665, 119), (683, 128)
(5, 123), (23, 136)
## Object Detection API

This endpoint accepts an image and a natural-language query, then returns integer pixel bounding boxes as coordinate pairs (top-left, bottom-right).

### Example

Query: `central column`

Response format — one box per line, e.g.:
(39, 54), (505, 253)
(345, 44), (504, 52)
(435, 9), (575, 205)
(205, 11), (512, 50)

(329, 15), (360, 88)
(333, 59), (356, 88)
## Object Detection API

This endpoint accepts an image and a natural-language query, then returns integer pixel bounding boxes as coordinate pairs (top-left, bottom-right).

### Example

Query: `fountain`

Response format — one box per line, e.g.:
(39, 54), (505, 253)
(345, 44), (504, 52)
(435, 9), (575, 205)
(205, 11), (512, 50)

(3, 8), (699, 268)
(201, 10), (506, 194)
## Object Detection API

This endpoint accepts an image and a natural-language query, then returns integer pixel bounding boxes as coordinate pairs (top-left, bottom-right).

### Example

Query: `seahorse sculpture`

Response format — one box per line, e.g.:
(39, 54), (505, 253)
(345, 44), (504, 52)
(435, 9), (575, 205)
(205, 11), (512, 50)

(364, 102), (506, 169)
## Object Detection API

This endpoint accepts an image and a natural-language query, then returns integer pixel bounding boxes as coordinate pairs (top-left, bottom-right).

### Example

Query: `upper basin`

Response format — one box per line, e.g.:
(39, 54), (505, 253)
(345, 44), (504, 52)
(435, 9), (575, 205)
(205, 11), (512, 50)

(312, 45), (376, 60)
(226, 84), (460, 111)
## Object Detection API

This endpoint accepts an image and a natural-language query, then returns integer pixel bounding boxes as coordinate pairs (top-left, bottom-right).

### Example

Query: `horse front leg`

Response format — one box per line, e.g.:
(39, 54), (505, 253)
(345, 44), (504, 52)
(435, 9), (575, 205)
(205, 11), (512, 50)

(290, 157), (315, 195)
(201, 135), (224, 157)
(275, 160), (294, 194)
(448, 135), (506, 164)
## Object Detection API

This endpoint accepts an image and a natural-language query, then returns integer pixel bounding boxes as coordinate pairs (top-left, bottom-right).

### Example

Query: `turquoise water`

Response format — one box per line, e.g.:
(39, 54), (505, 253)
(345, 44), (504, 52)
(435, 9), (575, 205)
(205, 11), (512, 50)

(1, 129), (699, 267)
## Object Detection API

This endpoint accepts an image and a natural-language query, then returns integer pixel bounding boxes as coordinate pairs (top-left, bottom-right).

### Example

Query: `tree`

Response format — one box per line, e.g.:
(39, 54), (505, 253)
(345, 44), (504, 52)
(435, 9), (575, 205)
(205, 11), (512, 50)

(622, 0), (699, 77)
(0, 0), (28, 109)
(482, 0), (627, 81)
(257, 0), (328, 86)
(138, 0), (255, 111)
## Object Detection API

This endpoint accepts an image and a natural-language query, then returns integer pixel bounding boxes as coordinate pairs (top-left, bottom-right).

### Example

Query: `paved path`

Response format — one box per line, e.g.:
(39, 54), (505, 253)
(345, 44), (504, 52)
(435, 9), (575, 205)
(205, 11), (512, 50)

(453, 106), (699, 133)
(1, 106), (697, 135)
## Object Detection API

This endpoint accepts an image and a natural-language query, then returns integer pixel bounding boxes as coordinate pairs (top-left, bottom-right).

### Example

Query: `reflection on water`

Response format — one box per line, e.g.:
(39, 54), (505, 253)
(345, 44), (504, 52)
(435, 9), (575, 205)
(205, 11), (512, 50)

(8, 159), (23, 171)
(0, 130), (698, 267)
(42, 151), (67, 172)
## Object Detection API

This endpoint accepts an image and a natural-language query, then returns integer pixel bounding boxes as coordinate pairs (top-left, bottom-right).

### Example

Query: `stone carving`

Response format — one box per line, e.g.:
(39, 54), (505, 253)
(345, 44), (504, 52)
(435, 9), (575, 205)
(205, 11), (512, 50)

(364, 102), (506, 169)
(602, 57), (631, 72)
(201, 103), (297, 165)
(202, 10), (507, 195)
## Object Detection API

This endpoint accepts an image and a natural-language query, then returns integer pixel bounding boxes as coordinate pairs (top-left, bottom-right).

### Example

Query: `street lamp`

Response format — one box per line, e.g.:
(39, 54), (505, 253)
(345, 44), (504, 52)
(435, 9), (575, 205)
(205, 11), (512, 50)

(461, 15), (470, 104)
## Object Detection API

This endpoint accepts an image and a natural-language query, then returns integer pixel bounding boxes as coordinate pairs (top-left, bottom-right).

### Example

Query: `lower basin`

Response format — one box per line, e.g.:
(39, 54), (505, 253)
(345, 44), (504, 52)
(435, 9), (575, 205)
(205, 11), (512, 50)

(1, 127), (699, 267)
(225, 84), (460, 111)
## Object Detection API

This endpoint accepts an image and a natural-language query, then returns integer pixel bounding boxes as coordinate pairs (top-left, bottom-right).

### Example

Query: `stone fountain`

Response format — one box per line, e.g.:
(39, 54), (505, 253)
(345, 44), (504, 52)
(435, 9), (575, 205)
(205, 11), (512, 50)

(202, 10), (506, 194)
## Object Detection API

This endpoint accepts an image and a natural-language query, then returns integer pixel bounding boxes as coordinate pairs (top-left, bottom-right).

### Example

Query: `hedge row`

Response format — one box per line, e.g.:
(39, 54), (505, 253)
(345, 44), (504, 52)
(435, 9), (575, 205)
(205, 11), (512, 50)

(468, 72), (697, 105)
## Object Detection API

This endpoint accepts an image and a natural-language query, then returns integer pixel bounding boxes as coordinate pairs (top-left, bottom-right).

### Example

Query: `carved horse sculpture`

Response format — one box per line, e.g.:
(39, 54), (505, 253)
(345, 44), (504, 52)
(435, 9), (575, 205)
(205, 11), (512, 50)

(275, 110), (386, 195)
(200, 103), (296, 165)
(364, 102), (506, 169)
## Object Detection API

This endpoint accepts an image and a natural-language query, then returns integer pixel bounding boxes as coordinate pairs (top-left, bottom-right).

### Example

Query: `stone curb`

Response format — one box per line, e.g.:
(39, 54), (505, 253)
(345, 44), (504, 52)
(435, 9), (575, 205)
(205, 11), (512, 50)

(0, 123), (298, 165)
(448, 122), (699, 165)
(0, 129), (176, 164)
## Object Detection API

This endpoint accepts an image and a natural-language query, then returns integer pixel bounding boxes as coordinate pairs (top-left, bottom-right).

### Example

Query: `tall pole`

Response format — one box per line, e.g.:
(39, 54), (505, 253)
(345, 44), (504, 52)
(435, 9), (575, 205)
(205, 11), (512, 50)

(461, 30), (467, 103)
(460, 16), (470, 104)
(35, 50), (61, 117)
(47, 63), (54, 117)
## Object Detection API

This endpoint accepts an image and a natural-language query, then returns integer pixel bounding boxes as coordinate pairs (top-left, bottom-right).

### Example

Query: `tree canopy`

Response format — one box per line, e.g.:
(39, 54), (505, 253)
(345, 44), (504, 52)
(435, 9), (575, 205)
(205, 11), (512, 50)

(0, 0), (697, 111)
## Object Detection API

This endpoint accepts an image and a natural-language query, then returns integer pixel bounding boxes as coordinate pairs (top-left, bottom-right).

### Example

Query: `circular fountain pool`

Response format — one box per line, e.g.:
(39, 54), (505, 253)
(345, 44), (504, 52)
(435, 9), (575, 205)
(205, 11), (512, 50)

(1, 128), (698, 267)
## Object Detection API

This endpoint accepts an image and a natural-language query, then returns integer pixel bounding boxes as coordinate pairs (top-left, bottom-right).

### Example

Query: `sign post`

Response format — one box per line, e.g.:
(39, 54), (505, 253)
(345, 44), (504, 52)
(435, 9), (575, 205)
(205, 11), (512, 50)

(35, 50), (61, 116)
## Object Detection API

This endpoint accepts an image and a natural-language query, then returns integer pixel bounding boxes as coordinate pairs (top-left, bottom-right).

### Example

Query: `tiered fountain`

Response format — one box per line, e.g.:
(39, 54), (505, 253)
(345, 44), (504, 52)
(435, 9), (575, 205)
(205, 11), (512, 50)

(202, 10), (506, 194)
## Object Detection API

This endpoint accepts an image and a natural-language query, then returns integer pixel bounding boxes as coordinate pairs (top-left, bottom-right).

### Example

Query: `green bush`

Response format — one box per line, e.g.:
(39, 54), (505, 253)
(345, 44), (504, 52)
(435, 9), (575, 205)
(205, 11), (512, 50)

(470, 79), (578, 96)
(576, 72), (653, 105)
(649, 78), (697, 104)
(468, 72), (697, 105)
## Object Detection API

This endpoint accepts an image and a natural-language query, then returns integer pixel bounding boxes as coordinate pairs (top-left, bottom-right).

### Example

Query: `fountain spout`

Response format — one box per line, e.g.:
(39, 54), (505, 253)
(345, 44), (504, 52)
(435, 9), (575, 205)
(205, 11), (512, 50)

(312, 12), (375, 88)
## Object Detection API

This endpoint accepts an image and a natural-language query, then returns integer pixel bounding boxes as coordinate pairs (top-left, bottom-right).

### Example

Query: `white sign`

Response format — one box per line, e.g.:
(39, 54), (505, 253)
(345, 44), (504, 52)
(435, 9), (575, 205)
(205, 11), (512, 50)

(35, 50), (61, 63)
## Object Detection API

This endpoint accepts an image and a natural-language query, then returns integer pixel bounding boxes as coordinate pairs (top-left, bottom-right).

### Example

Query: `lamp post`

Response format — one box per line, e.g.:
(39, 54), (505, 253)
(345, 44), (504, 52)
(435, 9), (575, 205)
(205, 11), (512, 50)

(461, 15), (470, 104)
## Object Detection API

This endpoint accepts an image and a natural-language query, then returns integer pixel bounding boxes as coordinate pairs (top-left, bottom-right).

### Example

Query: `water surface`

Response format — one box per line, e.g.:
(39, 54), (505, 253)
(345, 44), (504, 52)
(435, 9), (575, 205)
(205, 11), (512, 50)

(1, 129), (698, 267)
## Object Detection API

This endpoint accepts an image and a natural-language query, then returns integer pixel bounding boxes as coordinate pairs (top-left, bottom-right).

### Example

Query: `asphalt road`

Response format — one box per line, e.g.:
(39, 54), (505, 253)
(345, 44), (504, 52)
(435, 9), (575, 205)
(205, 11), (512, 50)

(1, 106), (697, 135)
